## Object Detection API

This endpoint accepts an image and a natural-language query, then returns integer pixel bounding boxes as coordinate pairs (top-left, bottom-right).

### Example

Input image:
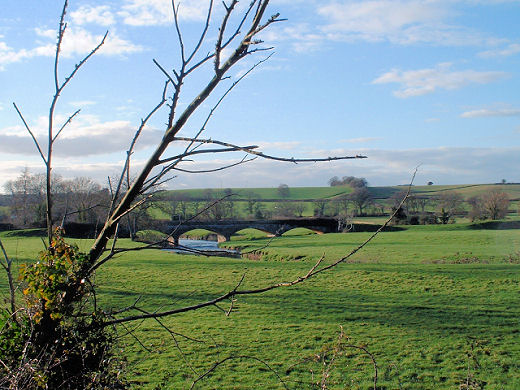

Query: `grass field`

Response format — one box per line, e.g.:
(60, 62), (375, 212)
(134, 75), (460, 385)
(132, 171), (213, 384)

(164, 186), (353, 201)
(1, 224), (519, 389)
(149, 183), (520, 221)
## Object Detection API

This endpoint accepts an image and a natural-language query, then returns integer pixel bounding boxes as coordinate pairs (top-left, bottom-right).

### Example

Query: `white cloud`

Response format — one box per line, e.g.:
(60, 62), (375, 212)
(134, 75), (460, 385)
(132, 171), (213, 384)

(372, 63), (508, 98)
(119, 0), (211, 26)
(319, 1), (444, 38)
(315, 1), (495, 46)
(35, 27), (143, 57)
(70, 5), (115, 26)
(261, 23), (325, 53)
(0, 38), (53, 70)
(2, 143), (520, 191)
(0, 26), (142, 71)
(165, 146), (520, 189)
(461, 108), (520, 118)
(479, 43), (520, 58)
(0, 115), (162, 157)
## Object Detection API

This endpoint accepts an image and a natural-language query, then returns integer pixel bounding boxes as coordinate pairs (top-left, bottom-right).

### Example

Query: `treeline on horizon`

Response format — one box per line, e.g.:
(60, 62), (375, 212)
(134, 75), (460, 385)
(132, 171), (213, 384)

(1, 170), (518, 236)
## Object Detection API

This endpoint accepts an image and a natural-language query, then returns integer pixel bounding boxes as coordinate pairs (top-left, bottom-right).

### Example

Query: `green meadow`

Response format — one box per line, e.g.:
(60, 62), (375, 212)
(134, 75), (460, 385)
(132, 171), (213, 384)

(1, 223), (519, 389)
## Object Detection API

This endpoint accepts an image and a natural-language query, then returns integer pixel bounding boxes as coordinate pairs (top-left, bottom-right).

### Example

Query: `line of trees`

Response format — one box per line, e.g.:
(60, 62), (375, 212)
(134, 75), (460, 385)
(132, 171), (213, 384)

(391, 189), (512, 225)
(328, 175), (368, 188)
(4, 171), (515, 228)
(3, 168), (109, 227)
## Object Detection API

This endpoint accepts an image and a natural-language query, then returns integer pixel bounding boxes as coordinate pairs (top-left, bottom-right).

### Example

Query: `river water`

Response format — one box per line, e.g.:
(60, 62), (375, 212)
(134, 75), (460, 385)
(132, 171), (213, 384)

(165, 238), (240, 256)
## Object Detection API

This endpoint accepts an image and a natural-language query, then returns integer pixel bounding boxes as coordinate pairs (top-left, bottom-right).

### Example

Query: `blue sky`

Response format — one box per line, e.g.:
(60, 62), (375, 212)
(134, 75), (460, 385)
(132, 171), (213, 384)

(1, 0), (520, 190)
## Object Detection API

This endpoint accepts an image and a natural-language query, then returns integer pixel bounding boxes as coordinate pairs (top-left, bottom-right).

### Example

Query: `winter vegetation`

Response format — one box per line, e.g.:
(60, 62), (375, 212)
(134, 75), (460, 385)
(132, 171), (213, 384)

(1, 0), (519, 389)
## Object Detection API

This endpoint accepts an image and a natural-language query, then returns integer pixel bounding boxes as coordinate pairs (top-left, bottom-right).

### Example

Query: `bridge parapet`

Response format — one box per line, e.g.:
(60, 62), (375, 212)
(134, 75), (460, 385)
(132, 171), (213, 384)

(164, 218), (339, 245)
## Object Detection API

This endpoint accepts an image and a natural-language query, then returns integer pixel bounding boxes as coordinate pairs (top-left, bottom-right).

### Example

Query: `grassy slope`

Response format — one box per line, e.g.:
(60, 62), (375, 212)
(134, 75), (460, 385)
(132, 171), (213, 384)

(164, 186), (352, 200)
(374, 183), (520, 200)
(1, 225), (519, 389)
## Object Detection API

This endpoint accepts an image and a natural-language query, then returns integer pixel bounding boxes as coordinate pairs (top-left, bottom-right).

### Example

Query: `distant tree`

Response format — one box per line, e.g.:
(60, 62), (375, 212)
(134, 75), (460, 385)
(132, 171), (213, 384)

(468, 190), (509, 221)
(169, 193), (191, 220)
(335, 195), (351, 218)
(501, 179), (507, 184)
(244, 191), (259, 216)
(254, 202), (266, 220)
(3, 168), (69, 227)
(328, 175), (367, 188)
(416, 197), (430, 214)
(277, 183), (290, 198)
(427, 181), (434, 186)
(223, 188), (233, 197)
(64, 177), (108, 224)
(328, 176), (341, 186)
(274, 201), (296, 217)
(435, 192), (464, 224)
(346, 177), (367, 188)
(200, 189), (236, 221)
(390, 206), (408, 225)
(370, 202), (385, 216)
(391, 190), (409, 212)
(468, 196), (485, 222)
(294, 202), (306, 217)
(312, 199), (328, 217)
(481, 190), (509, 220)
(3, 167), (34, 226)
(348, 187), (373, 216)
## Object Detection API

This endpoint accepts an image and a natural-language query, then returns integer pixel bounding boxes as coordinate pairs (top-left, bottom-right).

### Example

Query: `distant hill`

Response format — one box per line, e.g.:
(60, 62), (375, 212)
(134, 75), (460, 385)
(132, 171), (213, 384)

(162, 186), (353, 201)
(163, 183), (520, 202)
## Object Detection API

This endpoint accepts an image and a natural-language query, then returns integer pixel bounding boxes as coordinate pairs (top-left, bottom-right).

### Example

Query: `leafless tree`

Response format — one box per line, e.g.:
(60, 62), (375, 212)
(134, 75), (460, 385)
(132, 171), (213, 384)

(349, 187), (373, 216)
(274, 201), (297, 217)
(470, 190), (510, 221)
(313, 199), (328, 217)
(13, 1), (106, 243)
(244, 191), (260, 217)
(277, 183), (290, 198)
(294, 201), (306, 217)
(436, 191), (464, 224)
(1, 0), (382, 386)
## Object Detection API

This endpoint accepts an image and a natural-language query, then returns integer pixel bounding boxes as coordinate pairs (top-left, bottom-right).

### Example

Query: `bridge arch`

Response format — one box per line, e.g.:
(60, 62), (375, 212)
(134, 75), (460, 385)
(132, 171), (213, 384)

(165, 218), (339, 246)
(281, 227), (325, 236)
(234, 228), (276, 239)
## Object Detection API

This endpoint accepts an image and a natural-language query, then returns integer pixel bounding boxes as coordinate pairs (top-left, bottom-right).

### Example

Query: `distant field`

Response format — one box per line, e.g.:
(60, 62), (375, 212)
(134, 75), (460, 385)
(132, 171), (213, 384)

(1, 223), (519, 389)
(369, 183), (520, 200)
(148, 183), (520, 221)
(164, 186), (352, 200)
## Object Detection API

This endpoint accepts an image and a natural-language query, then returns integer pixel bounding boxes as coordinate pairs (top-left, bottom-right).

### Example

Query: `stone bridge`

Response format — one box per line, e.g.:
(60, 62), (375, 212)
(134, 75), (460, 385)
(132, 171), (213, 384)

(165, 217), (341, 246)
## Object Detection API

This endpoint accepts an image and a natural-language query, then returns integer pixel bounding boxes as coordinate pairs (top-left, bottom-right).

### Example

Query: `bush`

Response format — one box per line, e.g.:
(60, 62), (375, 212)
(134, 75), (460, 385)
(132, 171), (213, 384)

(0, 230), (126, 389)
(134, 229), (167, 243)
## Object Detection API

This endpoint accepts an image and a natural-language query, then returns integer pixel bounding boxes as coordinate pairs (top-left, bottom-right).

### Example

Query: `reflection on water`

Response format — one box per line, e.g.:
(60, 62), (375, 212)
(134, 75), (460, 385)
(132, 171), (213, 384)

(165, 239), (240, 256)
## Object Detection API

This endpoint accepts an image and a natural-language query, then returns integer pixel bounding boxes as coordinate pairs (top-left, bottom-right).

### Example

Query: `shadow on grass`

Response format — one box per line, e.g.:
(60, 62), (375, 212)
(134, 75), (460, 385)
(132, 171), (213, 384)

(468, 220), (520, 230)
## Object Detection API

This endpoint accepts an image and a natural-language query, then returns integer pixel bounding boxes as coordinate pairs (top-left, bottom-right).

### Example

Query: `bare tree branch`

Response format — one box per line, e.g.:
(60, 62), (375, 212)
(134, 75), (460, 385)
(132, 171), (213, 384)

(167, 137), (367, 164)
(189, 355), (290, 390)
(53, 109), (80, 142)
(102, 170), (416, 327)
(0, 239), (16, 317)
(12, 103), (47, 164)
(172, 156), (256, 174)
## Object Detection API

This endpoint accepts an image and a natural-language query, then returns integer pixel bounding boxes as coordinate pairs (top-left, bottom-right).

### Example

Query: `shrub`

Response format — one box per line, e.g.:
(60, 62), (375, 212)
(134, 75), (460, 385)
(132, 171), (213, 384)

(0, 229), (126, 389)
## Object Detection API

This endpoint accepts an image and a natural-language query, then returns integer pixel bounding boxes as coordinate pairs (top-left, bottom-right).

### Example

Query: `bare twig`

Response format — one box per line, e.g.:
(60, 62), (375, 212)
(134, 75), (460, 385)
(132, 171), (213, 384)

(0, 239), (16, 317)
(53, 109), (80, 142)
(189, 355), (289, 390)
(12, 103), (46, 164)
(163, 137), (367, 165)
(103, 170), (417, 327)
